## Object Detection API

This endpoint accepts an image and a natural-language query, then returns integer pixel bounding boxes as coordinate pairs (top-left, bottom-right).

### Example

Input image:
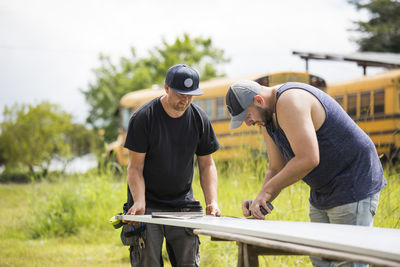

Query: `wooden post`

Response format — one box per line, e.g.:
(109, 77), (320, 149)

(237, 242), (260, 267)
(237, 242), (244, 267)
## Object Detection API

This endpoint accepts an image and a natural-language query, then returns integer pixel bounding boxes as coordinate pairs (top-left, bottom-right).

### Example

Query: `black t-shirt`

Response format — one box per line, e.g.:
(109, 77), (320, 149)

(124, 97), (220, 209)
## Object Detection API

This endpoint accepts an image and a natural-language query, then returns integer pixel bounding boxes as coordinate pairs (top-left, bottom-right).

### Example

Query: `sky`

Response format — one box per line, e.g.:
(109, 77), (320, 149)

(0, 0), (382, 124)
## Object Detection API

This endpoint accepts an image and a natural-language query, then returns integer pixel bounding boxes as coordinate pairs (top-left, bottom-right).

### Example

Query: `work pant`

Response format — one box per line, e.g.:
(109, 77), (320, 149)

(308, 192), (380, 267)
(129, 209), (200, 267)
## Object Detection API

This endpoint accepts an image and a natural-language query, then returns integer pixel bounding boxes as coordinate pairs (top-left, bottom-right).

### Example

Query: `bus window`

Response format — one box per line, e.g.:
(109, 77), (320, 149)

(121, 107), (132, 131)
(398, 92), (400, 111)
(309, 75), (327, 90)
(347, 93), (357, 117)
(334, 95), (344, 108)
(205, 99), (214, 118)
(374, 89), (385, 115)
(216, 97), (225, 118)
(193, 99), (203, 109)
(360, 92), (371, 117)
(255, 76), (269, 86)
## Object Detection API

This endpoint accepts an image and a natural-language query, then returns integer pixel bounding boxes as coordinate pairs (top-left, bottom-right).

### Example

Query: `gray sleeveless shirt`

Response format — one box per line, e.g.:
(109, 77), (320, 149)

(265, 82), (386, 209)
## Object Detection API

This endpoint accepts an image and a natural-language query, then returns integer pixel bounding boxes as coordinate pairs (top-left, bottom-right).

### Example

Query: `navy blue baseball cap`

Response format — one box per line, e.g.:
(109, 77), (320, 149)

(165, 64), (203, 96)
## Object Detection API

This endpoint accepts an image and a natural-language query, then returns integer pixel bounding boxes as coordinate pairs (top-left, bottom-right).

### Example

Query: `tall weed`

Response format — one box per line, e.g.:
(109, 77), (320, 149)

(375, 170), (400, 228)
(27, 173), (124, 239)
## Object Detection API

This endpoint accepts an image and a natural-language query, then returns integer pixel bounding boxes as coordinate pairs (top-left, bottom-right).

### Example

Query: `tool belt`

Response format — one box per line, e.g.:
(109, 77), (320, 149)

(109, 211), (146, 247)
(120, 223), (146, 247)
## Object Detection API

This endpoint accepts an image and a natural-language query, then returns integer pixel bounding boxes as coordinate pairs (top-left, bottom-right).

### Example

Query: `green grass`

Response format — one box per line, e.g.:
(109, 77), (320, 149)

(0, 160), (399, 267)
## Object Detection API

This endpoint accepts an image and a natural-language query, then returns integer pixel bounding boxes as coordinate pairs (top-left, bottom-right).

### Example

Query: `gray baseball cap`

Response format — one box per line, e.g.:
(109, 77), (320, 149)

(225, 80), (261, 129)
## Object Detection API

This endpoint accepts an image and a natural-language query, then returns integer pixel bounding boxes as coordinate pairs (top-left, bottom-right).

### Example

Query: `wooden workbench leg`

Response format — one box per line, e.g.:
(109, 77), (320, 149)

(237, 242), (244, 267)
(237, 242), (259, 267)
(244, 244), (259, 267)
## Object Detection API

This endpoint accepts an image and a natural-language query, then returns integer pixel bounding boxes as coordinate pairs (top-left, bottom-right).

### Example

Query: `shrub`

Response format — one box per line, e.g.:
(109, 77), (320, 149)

(0, 171), (31, 183)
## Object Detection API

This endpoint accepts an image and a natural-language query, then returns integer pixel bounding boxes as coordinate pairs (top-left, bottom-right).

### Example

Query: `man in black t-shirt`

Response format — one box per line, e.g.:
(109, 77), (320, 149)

(123, 64), (221, 267)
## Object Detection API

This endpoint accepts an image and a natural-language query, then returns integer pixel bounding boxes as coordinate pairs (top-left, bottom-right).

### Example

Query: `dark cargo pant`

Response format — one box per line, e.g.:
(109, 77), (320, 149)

(129, 223), (200, 267)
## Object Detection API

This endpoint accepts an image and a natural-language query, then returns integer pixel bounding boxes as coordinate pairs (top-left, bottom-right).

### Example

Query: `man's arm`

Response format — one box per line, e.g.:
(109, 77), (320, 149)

(251, 90), (320, 219)
(197, 154), (221, 216)
(262, 127), (287, 184)
(126, 150), (146, 215)
(243, 128), (286, 217)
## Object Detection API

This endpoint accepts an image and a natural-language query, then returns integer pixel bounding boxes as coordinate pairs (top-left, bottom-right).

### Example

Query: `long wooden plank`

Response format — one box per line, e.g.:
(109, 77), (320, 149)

(194, 229), (400, 266)
(117, 215), (400, 263)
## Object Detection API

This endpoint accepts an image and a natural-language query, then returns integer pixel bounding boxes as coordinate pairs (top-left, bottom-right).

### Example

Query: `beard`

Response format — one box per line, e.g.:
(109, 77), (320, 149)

(257, 106), (273, 125)
(173, 101), (190, 112)
(167, 96), (190, 112)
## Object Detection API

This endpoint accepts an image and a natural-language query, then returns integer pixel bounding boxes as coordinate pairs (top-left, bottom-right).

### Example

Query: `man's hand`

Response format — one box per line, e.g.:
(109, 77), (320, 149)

(125, 202), (146, 226)
(127, 201), (145, 215)
(206, 201), (221, 216)
(249, 192), (273, 219)
(242, 199), (252, 217)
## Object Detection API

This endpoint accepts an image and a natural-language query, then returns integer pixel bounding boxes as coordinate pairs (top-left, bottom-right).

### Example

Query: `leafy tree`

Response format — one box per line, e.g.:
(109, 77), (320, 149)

(66, 124), (102, 157)
(82, 33), (230, 142)
(0, 102), (101, 178)
(0, 146), (5, 167)
(349, 0), (400, 52)
(0, 102), (72, 177)
(56, 123), (103, 172)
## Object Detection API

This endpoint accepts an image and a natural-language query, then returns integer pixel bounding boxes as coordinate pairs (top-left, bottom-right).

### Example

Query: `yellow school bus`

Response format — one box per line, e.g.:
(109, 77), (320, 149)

(327, 69), (400, 159)
(106, 72), (327, 165)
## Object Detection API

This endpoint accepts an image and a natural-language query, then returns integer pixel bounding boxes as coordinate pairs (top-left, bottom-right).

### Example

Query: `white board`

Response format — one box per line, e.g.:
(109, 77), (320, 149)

(117, 215), (400, 263)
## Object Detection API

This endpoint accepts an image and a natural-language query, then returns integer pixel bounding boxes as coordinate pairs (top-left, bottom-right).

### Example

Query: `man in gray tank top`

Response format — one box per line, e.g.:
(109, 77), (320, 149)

(225, 80), (387, 267)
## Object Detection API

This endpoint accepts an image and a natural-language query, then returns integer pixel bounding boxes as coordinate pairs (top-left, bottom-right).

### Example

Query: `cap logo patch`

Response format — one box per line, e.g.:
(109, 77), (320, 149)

(184, 78), (193, 88)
